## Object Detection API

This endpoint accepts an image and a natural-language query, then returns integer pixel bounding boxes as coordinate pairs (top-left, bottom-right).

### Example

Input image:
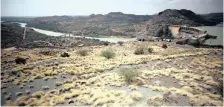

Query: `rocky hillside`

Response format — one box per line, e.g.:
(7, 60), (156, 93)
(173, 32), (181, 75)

(201, 13), (223, 24)
(1, 22), (107, 49)
(139, 9), (223, 40)
(26, 12), (151, 37)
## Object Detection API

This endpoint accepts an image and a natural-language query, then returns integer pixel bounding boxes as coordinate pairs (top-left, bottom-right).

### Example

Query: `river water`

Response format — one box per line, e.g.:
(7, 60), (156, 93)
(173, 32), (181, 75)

(194, 23), (223, 46)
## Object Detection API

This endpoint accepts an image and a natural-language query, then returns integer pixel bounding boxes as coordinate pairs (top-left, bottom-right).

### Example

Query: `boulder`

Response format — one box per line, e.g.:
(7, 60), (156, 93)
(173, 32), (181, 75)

(15, 57), (26, 64)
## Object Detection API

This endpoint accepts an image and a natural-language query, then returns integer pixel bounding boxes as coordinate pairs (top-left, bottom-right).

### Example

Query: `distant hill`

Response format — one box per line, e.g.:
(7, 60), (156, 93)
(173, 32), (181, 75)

(1, 22), (107, 49)
(138, 9), (223, 39)
(25, 12), (151, 37)
(1, 22), (51, 48)
(2, 10), (222, 38)
(200, 13), (223, 24)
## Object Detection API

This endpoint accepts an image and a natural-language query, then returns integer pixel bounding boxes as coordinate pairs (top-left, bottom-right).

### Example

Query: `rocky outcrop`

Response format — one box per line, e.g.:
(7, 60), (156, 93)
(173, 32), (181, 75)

(139, 9), (222, 39)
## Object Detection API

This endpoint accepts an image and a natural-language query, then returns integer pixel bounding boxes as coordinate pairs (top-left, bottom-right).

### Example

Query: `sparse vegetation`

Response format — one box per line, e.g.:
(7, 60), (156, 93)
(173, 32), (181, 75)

(76, 49), (88, 56)
(147, 47), (153, 53)
(134, 47), (144, 55)
(39, 49), (58, 56)
(118, 41), (124, 46)
(162, 43), (168, 49)
(134, 46), (153, 55)
(100, 50), (115, 59)
(119, 68), (139, 84)
(61, 52), (70, 57)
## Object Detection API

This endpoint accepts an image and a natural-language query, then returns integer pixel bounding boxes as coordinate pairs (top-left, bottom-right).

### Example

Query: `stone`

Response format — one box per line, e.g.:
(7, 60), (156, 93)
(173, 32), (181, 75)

(69, 100), (74, 104)
(29, 85), (34, 88)
(16, 92), (23, 96)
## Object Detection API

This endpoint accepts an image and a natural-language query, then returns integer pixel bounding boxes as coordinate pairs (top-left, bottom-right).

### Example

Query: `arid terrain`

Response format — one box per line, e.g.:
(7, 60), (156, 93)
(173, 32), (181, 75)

(1, 41), (223, 106)
(1, 6), (223, 106)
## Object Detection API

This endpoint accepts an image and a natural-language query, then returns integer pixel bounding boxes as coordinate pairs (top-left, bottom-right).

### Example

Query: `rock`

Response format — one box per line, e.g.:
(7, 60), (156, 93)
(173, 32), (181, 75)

(136, 77), (146, 85)
(56, 82), (62, 87)
(42, 86), (50, 90)
(68, 100), (74, 104)
(25, 90), (30, 94)
(61, 52), (70, 57)
(15, 57), (26, 64)
(176, 39), (187, 45)
(19, 86), (23, 89)
(16, 92), (23, 96)
(18, 102), (26, 106)
(5, 94), (11, 100)
(78, 44), (84, 47)
(2, 90), (7, 94)
(29, 85), (34, 88)
(186, 39), (200, 47)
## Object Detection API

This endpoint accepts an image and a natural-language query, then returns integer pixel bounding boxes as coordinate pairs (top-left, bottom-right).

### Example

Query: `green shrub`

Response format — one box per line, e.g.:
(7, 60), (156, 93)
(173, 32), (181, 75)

(119, 68), (139, 84)
(134, 47), (144, 55)
(100, 50), (115, 59)
(76, 49), (88, 56)
(147, 47), (153, 53)
(134, 46), (153, 55)
(162, 43), (168, 49)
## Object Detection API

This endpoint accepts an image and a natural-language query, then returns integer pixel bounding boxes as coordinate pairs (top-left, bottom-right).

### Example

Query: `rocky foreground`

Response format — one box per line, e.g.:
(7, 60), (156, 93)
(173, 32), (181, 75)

(1, 41), (223, 106)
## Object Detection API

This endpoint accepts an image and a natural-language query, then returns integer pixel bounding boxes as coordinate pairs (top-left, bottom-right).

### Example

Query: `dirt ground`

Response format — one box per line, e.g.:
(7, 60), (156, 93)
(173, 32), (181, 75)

(1, 41), (223, 106)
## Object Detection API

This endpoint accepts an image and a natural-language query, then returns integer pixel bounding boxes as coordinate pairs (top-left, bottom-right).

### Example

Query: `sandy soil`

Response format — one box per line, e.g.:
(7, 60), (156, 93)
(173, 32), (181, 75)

(1, 41), (223, 106)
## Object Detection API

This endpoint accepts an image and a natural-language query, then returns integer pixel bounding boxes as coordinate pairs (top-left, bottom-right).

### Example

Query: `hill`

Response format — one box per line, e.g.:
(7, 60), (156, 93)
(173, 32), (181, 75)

(1, 22), (107, 49)
(26, 12), (151, 37)
(138, 9), (223, 39)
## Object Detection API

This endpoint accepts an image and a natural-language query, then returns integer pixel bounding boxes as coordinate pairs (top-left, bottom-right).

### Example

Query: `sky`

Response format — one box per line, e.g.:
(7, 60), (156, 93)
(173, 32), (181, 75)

(1, 0), (223, 16)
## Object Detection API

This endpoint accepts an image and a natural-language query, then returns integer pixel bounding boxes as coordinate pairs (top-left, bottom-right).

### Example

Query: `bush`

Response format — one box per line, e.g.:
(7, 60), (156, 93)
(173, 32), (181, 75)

(147, 47), (153, 53)
(100, 50), (115, 59)
(61, 52), (70, 57)
(134, 46), (153, 55)
(39, 49), (58, 56)
(162, 43), (168, 49)
(117, 41), (124, 46)
(119, 68), (139, 84)
(76, 49), (88, 56)
(134, 47), (144, 55)
(104, 42), (109, 46)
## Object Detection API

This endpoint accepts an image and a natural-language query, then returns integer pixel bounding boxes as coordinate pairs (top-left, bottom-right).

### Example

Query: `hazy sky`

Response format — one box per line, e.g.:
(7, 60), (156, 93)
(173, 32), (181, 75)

(1, 0), (223, 16)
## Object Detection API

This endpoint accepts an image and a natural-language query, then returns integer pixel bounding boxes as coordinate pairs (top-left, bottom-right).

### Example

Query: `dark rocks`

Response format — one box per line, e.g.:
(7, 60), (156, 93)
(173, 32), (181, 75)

(61, 52), (70, 57)
(29, 85), (34, 88)
(18, 102), (26, 106)
(186, 39), (200, 47)
(176, 40), (188, 45)
(15, 57), (26, 64)
(25, 90), (30, 94)
(78, 44), (84, 47)
(176, 39), (200, 47)
(68, 100), (74, 104)
(103, 42), (109, 46)
(16, 92), (23, 96)
(5, 94), (11, 100)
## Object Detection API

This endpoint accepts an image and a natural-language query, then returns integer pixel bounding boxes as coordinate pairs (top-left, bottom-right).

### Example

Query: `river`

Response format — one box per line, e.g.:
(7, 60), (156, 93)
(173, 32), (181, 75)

(194, 23), (223, 46)
(16, 22), (136, 43)
(8, 22), (224, 45)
